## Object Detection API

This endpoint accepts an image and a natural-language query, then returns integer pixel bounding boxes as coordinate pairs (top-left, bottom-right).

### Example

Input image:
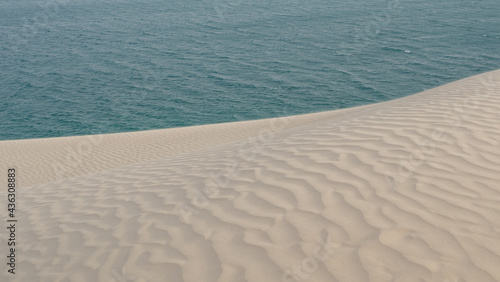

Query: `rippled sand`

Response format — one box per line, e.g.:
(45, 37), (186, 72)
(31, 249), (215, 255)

(1, 69), (499, 281)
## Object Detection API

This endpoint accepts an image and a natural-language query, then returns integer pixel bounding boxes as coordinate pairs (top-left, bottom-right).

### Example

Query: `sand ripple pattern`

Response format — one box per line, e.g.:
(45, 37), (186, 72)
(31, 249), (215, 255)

(1, 70), (500, 281)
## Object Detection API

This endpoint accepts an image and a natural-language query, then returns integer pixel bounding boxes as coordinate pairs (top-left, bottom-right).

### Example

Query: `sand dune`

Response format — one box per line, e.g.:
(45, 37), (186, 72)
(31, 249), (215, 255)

(1, 69), (500, 281)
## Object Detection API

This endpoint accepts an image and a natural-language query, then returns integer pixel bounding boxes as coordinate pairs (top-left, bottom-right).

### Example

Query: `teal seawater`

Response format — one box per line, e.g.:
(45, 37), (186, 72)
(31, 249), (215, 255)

(1, 0), (499, 141)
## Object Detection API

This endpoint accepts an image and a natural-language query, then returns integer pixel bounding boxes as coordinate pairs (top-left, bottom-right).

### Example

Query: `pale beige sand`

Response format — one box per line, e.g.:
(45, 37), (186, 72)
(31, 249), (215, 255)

(1, 69), (500, 282)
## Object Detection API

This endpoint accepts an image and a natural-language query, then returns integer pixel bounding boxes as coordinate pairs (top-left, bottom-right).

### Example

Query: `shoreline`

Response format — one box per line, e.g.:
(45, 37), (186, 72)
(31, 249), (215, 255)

(2, 69), (498, 188)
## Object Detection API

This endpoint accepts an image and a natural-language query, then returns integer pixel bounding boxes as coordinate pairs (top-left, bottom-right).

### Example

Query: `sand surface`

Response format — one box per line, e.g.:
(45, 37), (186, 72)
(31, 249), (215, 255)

(1, 69), (500, 281)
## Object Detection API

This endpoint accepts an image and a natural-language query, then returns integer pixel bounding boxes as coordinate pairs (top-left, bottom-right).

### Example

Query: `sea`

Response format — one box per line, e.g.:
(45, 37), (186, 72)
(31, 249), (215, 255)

(1, 0), (499, 141)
